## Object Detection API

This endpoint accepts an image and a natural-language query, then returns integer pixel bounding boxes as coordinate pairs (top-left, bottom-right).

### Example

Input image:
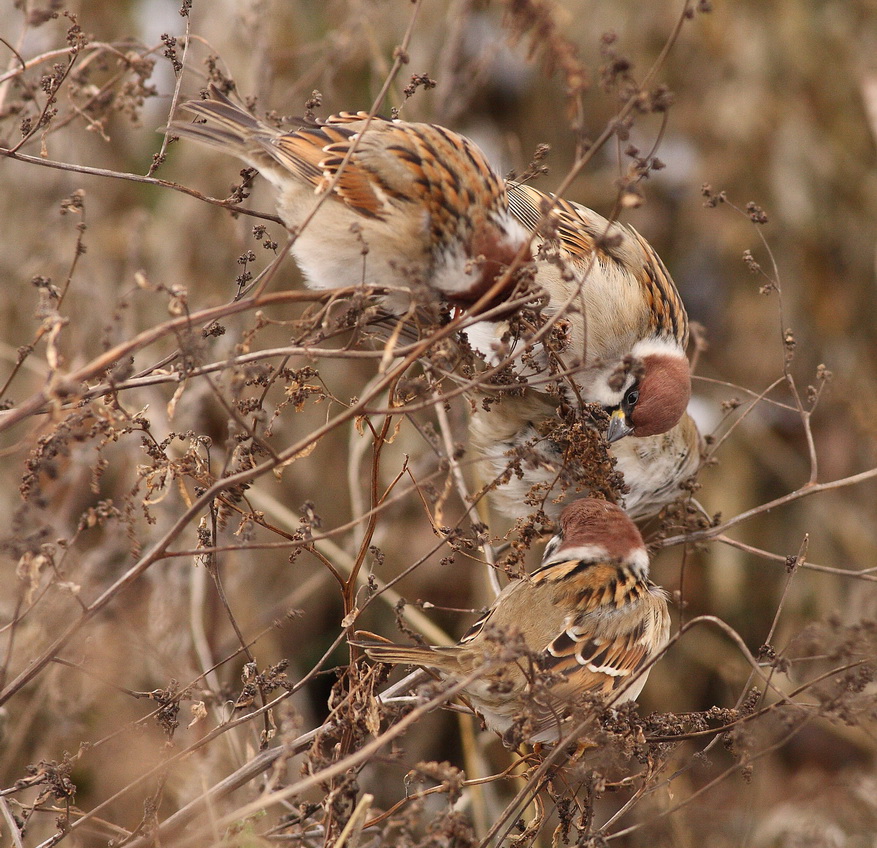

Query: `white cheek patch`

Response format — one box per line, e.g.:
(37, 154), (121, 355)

(586, 369), (636, 408)
(540, 543), (650, 576)
(540, 534), (562, 563)
(541, 543), (609, 567)
(628, 548), (650, 579)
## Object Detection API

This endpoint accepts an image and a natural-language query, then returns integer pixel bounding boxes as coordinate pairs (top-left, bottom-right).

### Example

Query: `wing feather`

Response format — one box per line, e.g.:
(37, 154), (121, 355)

(506, 181), (688, 346)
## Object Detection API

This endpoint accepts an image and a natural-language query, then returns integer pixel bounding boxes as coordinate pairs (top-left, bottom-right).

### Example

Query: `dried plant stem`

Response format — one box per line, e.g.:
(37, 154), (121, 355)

(0, 147), (282, 222)
(704, 376), (785, 458)
(661, 467), (877, 548)
(0, 289), (328, 432)
(152, 670), (492, 848)
(713, 534), (877, 582)
(245, 488), (454, 646)
(608, 716), (816, 841)
(432, 389), (500, 595)
(0, 796), (24, 848)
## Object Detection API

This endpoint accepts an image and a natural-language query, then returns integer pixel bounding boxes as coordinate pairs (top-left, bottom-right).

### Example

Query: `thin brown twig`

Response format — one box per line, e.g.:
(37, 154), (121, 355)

(606, 715), (817, 841)
(0, 289), (336, 433)
(661, 467), (877, 548)
(713, 534), (877, 582)
(149, 668), (496, 848)
(0, 147), (282, 222)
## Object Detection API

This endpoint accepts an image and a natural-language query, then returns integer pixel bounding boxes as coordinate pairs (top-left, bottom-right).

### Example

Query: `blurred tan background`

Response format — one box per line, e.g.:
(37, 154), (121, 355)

(1, 1), (876, 845)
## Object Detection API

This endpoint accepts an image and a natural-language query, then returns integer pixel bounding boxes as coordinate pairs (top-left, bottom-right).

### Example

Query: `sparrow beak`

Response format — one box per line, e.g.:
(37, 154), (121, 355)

(606, 409), (634, 443)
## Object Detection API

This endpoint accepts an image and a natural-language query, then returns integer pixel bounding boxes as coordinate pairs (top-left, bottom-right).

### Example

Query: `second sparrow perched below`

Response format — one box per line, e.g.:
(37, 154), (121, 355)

(358, 499), (670, 744)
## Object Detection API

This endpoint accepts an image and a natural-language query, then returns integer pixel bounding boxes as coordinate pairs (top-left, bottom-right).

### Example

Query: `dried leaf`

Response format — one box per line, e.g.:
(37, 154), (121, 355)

(365, 694), (381, 737)
(16, 552), (46, 605)
(272, 440), (318, 479)
(187, 701), (207, 729)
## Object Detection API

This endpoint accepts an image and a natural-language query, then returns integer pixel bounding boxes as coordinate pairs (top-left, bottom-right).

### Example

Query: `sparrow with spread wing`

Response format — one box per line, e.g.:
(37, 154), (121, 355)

(357, 499), (670, 744)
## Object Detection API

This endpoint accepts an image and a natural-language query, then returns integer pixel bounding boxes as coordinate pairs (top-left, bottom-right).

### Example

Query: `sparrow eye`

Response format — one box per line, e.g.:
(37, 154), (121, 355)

(624, 387), (640, 407)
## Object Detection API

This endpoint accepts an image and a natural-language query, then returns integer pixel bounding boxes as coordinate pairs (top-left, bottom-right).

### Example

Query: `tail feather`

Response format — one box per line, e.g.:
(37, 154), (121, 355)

(165, 84), (333, 192)
(165, 84), (277, 164)
(165, 120), (249, 154)
(352, 630), (457, 672)
(182, 86), (263, 131)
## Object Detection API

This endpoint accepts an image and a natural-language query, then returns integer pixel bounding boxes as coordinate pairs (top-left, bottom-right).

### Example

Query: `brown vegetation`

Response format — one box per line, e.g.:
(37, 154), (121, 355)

(1, 1), (876, 846)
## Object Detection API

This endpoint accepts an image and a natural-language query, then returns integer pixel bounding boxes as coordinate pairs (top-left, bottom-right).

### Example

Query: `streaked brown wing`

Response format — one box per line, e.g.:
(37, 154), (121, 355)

(458, 605), (493, 645)
(324, 111), (374, 125)
(270, 122), (389, 218)
(507, 182), (603, 264)
(533, 564), (658, 697)
(541, 621), (650, 697)
(506, 181), (688, 347)
(626, 227), (688, 345)
(506, 182), (547, 232)
(267, 119), (508, 224)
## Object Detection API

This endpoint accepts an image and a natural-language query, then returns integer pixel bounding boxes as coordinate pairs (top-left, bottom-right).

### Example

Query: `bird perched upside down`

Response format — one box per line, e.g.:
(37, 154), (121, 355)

(464, 182), (699, 521)
(467, 182), (692, 443)
(169, 84), (530, 313)
(170, 87), (692, 441)
(357, 499), (670, 745)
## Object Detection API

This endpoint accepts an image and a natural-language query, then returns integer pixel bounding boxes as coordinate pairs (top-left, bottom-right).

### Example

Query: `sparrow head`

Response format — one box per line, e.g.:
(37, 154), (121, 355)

(599, 339), (691, 442)
(540, 498), (649, 577)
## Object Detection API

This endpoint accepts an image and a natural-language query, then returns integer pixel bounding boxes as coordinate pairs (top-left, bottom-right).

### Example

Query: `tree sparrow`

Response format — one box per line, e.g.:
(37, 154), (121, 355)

(170, 84), (530, 312)
(357, 499), (670, 744)
(465, 182), (691, 442)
